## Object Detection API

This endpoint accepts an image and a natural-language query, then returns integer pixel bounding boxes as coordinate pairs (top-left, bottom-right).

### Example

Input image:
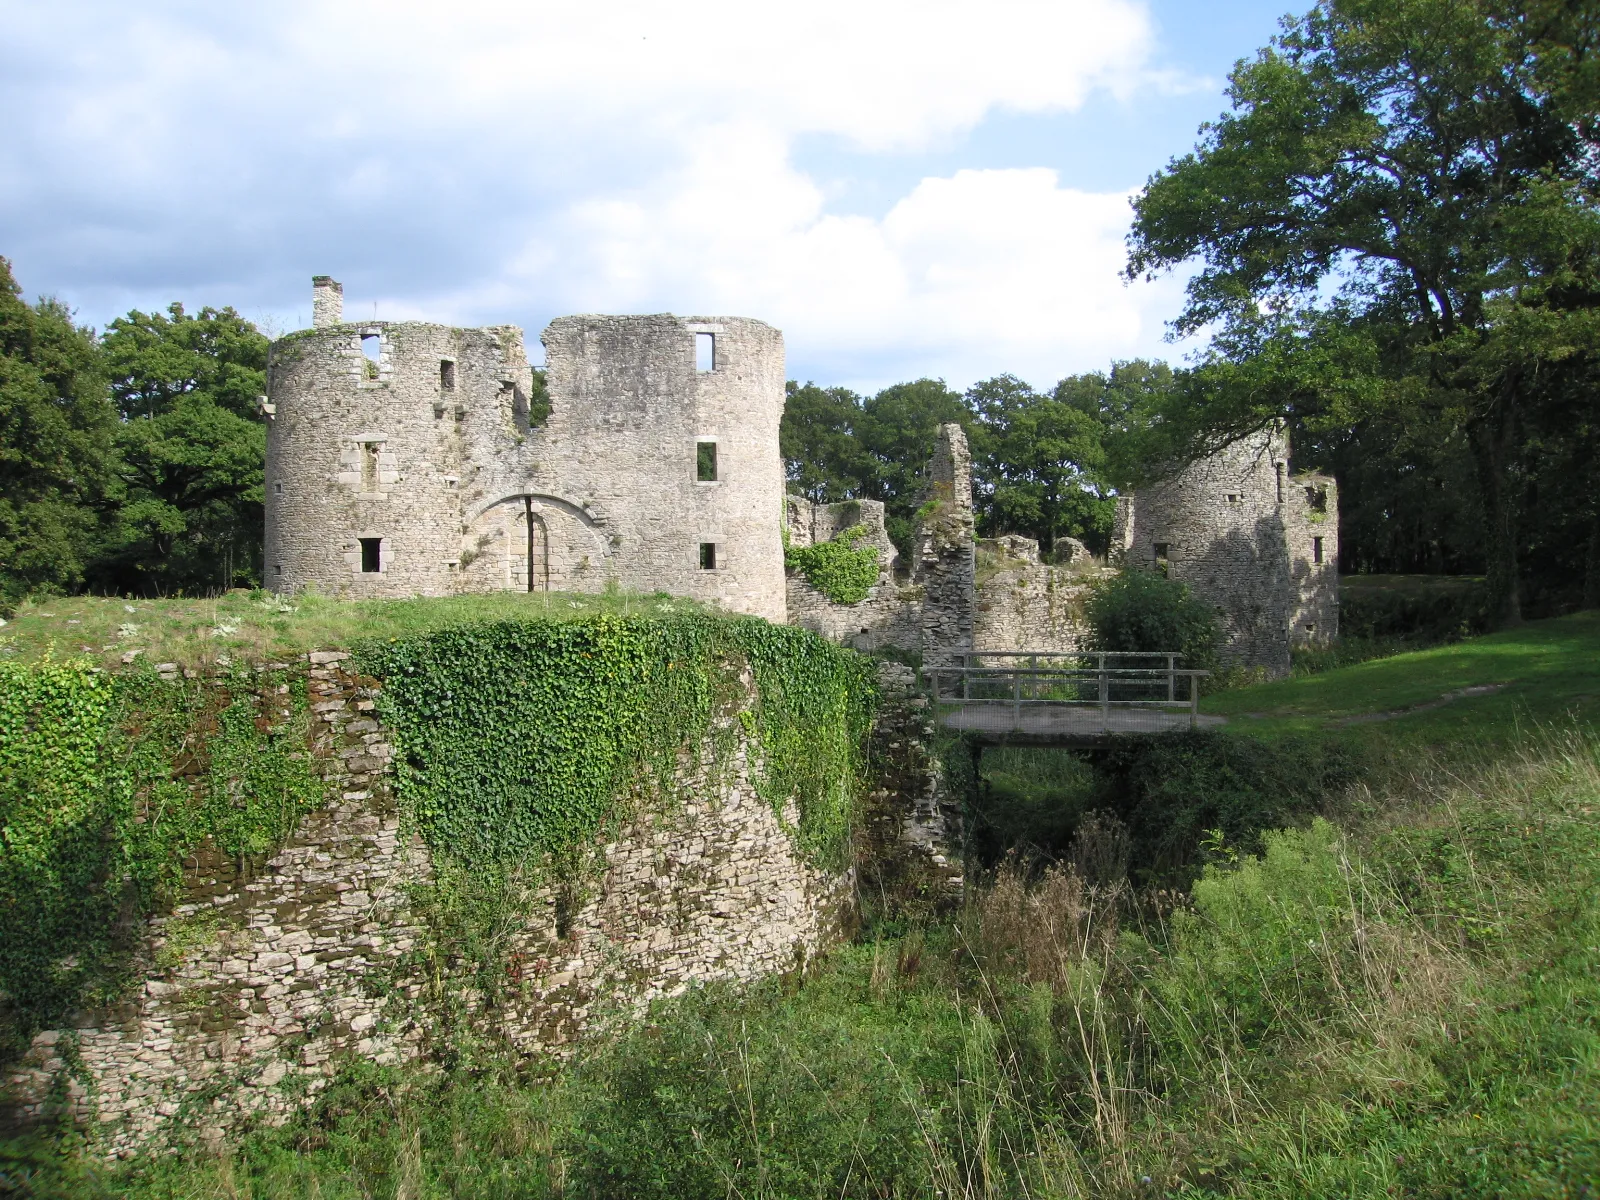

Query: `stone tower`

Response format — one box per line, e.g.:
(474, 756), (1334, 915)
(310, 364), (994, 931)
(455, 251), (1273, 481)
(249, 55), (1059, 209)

(1110, 425), (1338, 676)
(264, 280), (788, 621)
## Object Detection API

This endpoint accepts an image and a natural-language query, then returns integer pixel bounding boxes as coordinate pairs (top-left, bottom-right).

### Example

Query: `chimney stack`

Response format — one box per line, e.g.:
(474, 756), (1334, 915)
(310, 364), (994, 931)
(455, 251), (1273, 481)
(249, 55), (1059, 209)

(312, 276), (343, 328)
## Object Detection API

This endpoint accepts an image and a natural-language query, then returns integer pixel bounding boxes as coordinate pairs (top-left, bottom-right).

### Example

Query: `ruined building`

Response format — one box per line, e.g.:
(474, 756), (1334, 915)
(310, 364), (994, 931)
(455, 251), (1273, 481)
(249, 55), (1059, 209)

(1110, 427), (1338, 674)
(265, 278), (787, 621)
(266, 279), (1337, 674)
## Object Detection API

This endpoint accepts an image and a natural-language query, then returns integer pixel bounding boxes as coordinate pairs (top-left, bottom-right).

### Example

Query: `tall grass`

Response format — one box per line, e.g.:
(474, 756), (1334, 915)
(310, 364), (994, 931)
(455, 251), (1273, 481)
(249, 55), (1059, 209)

(11, 733), (1600, 1198)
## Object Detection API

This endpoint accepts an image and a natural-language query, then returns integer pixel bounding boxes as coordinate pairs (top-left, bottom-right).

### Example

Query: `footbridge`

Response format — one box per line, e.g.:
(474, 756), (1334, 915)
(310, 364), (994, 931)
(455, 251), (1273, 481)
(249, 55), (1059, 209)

(923, 651), (1224, 747)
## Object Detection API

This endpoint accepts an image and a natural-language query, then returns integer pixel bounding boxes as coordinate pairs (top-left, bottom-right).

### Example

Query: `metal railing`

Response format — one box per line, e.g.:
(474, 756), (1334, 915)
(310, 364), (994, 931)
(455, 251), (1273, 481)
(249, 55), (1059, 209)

(922, 650), (1210, 732)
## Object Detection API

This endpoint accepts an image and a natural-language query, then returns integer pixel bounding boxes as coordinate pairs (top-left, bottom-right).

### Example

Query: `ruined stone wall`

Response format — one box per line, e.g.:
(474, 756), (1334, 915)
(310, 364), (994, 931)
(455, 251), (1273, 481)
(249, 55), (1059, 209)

(784, 496), (921, 652)
(1110, 428), (1297, 676)
(514, 315), (788, 621)
(972, 535), (1105, 654)
(1285, 473), (1339, 644)
(2, 653), (848, 1156)
(913, 425), (976, 666)
(267, 282), (788, 621)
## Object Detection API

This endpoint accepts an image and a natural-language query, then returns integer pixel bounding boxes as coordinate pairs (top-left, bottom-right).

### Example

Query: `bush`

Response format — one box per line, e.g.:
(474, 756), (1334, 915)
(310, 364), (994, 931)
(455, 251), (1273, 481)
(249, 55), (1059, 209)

(1091, 730), (1366, 883)
(785, 524), (880, 605)
(1085, 568), (1219, 670)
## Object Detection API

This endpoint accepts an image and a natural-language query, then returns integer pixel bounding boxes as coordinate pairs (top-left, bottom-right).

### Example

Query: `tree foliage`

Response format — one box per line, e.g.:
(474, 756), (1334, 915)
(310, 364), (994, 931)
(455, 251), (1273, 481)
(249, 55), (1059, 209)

(0, 258), (117, 606)
(1127, 0), (1600, 621)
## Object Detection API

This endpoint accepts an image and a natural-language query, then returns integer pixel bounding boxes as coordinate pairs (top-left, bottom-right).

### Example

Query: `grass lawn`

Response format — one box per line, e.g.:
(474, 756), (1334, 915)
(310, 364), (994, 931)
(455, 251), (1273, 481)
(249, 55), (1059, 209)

(1206, 611), (1600, 758)
(0, 588), (701, 671)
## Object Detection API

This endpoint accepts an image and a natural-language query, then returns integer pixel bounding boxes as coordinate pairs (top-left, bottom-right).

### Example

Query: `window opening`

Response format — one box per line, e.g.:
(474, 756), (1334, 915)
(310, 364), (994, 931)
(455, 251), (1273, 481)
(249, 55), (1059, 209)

(699, 542), (717, 570)
(1275, 461), (1285, 504)
(361, 334), (381, 377)
(695, 332), (715, 372)
(1153, 542), (1169, 577)
(696, 440), (718, 481)
(1226, 493), (1240, 503)
(359, 538), (382, 573)
(361, 442), (379, 490)
(273, 564), (282, 576)
(1313, 536), (1324, 564)
(440, 359), (456, 391)
(274, 482), (283, 494)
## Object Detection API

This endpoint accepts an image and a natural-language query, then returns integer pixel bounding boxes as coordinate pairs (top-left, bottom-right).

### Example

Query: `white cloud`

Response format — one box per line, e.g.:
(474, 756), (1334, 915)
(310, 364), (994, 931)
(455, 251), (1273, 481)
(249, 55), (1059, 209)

(0, 0), (1191, 388)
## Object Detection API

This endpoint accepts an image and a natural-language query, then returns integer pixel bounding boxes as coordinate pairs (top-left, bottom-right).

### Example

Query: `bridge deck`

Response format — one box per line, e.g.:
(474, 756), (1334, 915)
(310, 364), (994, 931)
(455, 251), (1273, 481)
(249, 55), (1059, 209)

(936, 703), (1227, 746)
(925, 652), (1222, 747)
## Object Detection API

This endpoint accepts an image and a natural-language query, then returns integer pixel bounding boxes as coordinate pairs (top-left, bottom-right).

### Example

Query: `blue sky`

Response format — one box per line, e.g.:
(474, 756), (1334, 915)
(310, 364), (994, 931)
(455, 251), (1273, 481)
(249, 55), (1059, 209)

(0, 0), (1298, 393)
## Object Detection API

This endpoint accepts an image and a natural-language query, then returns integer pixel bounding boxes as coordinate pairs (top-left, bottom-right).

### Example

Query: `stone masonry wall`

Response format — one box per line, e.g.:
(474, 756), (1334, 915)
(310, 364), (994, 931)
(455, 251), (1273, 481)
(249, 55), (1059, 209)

(972, 534), (1108, 654)
(1111, 427), (1298, 677)
(784, 496), (922, 653)
(1286, 473), (1339, 645)
(2, 652), (849, 1156)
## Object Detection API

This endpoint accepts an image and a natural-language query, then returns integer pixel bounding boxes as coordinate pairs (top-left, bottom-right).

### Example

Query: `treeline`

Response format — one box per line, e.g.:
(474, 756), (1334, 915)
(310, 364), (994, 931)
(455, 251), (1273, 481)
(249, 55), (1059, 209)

(781, 364), (1169, 560)
(0, 257), (268, 606)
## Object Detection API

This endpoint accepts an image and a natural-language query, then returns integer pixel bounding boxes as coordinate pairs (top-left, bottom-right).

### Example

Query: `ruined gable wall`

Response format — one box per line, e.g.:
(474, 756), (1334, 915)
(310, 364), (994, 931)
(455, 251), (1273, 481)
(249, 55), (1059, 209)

(2, 653), (848, 1156)
(914, 424), (977, 666)
(1286, 473), (1339, 644)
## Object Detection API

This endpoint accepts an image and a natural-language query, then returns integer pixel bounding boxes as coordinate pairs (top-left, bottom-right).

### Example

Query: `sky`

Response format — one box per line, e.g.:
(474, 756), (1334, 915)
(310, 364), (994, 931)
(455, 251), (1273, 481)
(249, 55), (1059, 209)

(0, 0), (1298, 393)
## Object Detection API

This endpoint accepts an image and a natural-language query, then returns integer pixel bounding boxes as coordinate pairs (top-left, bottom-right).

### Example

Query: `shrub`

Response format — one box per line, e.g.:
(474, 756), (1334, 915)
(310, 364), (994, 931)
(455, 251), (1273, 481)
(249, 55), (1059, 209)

(1084, 568), (1219, 670)
(1090, 730), (1365, 883)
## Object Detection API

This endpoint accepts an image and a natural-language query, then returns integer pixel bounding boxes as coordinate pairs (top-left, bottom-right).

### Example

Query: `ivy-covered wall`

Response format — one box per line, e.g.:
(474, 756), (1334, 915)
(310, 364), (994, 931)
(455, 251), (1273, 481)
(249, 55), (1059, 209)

(1, 616), (884, 1153)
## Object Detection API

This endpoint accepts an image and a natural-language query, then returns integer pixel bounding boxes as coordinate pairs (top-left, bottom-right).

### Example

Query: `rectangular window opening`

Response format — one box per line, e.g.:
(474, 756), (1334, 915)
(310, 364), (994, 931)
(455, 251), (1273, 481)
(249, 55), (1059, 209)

(273, 563), (283, 576)
(699, 542), (717, 570)
(440, 359), (455, 390)
(359, 538), (382, 574)
(1153, 542), (1169, 561)
(361, 334), (381, 362)
(695, 332), (715, 372)
(361, 442), (379, 490)
(274, 481), (283, 494)
(696, 440), (718, 481)
(1313, 536), (1324, 564)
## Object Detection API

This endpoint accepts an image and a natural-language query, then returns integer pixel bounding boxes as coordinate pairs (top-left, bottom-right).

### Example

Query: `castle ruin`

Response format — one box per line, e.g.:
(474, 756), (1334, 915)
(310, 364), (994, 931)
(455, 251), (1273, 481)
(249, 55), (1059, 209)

(266, 278), (1337, 675)
(266, 278), (787, 621)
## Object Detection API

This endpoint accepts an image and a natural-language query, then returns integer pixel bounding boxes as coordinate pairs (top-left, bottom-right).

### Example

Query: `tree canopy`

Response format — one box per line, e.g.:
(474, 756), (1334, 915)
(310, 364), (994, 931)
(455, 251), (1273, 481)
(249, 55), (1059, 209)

(1126, 0), (1600, 621)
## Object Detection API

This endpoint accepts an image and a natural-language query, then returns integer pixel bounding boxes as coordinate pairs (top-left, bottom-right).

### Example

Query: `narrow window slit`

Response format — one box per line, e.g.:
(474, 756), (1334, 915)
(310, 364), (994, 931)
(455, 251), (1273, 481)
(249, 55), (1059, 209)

(697, 441), (718, 482)
(699, 542), (717, 570)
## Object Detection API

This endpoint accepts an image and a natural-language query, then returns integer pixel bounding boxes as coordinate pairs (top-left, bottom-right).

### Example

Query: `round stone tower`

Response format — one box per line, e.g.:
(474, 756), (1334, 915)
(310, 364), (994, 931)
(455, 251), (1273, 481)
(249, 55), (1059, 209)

(264, 278), (534, 597)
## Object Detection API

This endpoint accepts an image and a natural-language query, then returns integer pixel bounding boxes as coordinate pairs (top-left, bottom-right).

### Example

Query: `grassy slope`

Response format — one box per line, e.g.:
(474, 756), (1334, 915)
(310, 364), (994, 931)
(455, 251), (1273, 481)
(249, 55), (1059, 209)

(1206, 611), (1600, 756)
(0, 589), (700, 671)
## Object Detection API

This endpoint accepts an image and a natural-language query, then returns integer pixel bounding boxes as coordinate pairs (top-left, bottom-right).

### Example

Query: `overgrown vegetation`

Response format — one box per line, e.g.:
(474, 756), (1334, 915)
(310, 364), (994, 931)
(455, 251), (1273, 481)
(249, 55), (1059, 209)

(22, 721), (1599, 1199)
(0, 659), (324, 1059)
(784, 523), (881, 605)
(357, 614), (878, 874)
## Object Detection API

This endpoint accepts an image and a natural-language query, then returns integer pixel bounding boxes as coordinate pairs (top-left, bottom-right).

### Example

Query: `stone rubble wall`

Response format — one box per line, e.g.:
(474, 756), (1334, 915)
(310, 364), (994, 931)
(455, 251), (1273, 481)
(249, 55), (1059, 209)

(1285, 473), (1339, 645)
(972, 535), (1108, 655)
(784, 496), (923, 652)
(1109, 426), (1340, 677)
(2, 651), (851, 1156)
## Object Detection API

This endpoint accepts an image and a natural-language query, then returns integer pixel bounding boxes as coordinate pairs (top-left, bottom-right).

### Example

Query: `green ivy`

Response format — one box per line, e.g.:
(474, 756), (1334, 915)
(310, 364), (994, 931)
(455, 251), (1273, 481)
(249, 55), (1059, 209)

(0, 660), (326, 1059)
(355, 614), (878, 875)
(785, 524), (881, 605)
